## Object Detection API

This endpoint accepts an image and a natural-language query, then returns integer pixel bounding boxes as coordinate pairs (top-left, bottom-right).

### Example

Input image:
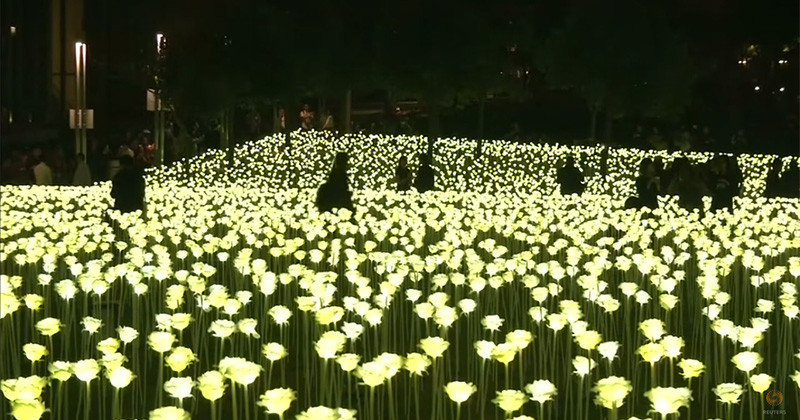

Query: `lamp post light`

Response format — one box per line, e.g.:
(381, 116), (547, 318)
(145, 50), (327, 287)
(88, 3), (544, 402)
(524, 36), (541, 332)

(71, 42), (92, 156)
(149, 33), (167, 165)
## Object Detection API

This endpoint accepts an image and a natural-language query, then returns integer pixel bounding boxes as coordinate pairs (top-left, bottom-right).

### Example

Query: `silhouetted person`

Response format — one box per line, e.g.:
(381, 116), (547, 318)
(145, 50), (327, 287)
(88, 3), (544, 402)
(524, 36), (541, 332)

(726, 155), (743, 198)
(316, 152), (354, 213)
(779, 160), (799, 198)
(557, 156), (585, 195)
(395, 156), (412, 192)
(111, 155), (146, 213)
(415, 153), (435, 193)
(32, 157), (53, 185)
(764, 159), (784, 199)
(626, 158), (660, 209)
(72, 153), (92, 186)
(708, 156), (734, 211)
(669, 159), (706, 215)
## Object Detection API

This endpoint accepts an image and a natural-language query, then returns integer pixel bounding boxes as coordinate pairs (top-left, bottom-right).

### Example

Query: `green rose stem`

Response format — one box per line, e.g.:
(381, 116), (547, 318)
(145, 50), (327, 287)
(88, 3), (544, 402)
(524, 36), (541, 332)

(369, 386), (376, 420)
(687, 378), (693, 420)
(84, 382), (91, 420)
(211, 400), (218, 420)
(478, 361), (486, 416)
(577, 376), (584, 420)
(156, 352), (164, 407)
(231, 380), (239, 420)
(412, 376), (420, 420)
(747, 377), (755, 420)
(504, 362), (510, 390)
(650, 363), (657, 390)
(321, 359), (329, 405)
(243, 386), (250, 420)
(112, 388), (120, 420)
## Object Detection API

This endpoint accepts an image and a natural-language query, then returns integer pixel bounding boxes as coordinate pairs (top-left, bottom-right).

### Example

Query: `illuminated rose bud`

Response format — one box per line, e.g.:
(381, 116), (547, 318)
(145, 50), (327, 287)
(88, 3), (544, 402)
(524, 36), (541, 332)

(149, 406), (190, 420)
(493, 390), (528, 414)
(445, 381), (476, 404)
(713, 383), (744, 405)
(645, 387), (692, 416)
(22, 344), (47, 362)
(592, 376), (632, 409)
(257, 387), (296, 416)
(525, 379), (557, 404)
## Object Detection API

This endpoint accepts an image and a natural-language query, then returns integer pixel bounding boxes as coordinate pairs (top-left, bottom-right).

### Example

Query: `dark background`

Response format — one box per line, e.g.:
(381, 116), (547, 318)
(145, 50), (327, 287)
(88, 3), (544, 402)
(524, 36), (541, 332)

(1, 0), (797, 155)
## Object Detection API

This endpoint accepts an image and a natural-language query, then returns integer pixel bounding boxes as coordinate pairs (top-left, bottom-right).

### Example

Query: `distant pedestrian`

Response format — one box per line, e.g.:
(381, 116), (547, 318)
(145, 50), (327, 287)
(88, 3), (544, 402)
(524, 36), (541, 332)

(300, 104), (315, 131)
(395, 156), (413, 191)
(72, 153), (92, 186)
(779, 160), (799, 198)
(708, 156), (734, 211)
(556, 156), (585, 195)
(625, 158), (660, 209)
(764, 158), (784, 199)
(111, 155), (146, 214)
(414, 153), (435, 193)
(32, 157), (53, 186)
(669, 158), (707, 215)
(316, 152), (354, 214)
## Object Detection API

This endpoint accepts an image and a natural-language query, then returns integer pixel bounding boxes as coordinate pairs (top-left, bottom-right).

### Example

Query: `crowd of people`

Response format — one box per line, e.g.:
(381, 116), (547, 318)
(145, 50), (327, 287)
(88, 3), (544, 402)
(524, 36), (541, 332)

(1, 130), (159, 187)
(3, 129), (797, 219)
(556, 153), (799, 216)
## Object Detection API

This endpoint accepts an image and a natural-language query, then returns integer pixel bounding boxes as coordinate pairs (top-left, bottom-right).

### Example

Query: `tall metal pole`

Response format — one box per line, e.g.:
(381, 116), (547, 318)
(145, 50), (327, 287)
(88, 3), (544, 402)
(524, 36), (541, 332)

(155, 33), (165, 165)
(74, 42), (82, 154)
(81, 43), (87, 155)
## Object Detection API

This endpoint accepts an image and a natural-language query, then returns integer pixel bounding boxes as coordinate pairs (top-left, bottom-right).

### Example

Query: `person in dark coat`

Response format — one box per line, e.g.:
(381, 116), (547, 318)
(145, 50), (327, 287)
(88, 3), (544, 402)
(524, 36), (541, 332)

(669, 159), (707, 216)
(764, 158), (784, 199)
(625, 158), (660, 209)
(316, 152), (354, 213)
(395, 156), (412, 192)
(110, 155), (146, 213)
(556, 156), (585, 195)
(415, 153), (435, 193)
(779, 160), (799, 198)
(708, 156), (734, 211)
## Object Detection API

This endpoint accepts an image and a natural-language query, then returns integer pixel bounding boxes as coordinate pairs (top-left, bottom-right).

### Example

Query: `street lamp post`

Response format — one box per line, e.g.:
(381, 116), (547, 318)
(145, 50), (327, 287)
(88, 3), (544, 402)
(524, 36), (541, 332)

(150, 33), (167, 165)
(71, 42), (92, 155)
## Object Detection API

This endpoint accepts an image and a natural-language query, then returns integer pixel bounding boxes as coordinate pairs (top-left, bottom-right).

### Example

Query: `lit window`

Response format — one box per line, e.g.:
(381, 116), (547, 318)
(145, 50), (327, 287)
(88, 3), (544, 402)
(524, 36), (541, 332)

(754, 86), (760, 91)
(779, 87), (785, 92)
(10, 26), (16, 35)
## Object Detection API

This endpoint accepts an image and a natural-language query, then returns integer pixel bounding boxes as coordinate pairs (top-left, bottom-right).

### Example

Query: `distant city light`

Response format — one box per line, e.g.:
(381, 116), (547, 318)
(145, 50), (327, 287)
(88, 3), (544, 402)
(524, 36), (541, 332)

(754, 86), (760, 91)
(738, 59), (747, 65)
(778, 59), (788, 64)
(779, 87), (785, 92)
(157, 33), (165, 54)
(10, 26), (16, 35)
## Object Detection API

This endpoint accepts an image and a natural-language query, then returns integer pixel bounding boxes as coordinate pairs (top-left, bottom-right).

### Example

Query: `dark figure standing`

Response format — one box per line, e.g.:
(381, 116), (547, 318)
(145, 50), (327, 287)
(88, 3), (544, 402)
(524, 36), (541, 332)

(111, 155), (146, 213)
(316, 152), (355, 213)
(625, 158), (660, 209)
(779, 160), (799, 198)
(395, 156), (413, 192)
(557, 156), (585, 195)
(415, 154), (435, 193)
(764, 159), (784, 199)
(669, 158), (707, 216)
(708, 156), (735, 211)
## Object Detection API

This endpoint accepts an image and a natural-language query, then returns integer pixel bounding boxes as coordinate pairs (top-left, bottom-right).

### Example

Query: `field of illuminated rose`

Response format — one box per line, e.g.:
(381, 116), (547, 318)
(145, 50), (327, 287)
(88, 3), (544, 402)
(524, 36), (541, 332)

(2, 133), (799, 420)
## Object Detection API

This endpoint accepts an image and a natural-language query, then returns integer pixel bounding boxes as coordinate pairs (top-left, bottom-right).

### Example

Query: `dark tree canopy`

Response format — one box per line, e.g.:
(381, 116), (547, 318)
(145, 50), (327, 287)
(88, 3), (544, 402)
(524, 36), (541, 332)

(535, 0), (695, 139)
